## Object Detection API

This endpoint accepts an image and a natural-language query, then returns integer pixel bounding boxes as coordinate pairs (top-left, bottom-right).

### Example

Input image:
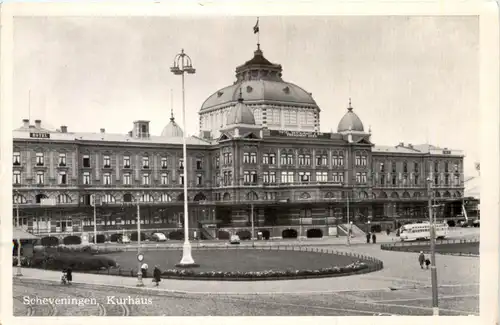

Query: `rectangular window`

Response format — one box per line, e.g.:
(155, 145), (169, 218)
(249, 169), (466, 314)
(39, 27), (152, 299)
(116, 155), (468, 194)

(244, 171), (251, 183)
(414, 174), (419, 185)
(123, 173), (131, 185)
(83, 172), (90, 185)
(414, 162), (419, 173)
(160, 157), (168, 169)
(36, 152), (44, 166)
(403, 162), (408, 173)
(454, 175), (460, 186)
(445, 162), (449, 173)
(36, 172), (44, 184)
(142, 156), (149, 169)
(250, 152), (257, 164)
(333, 152), (344, 166)
(280, 154), (287, 165)
(391, 162), (396, 173)
(281, 171), (288, 183)
(361, 155), (367, 166)
(13, 171), (21, 184)
(434, 162), (439, 173)
(380, 162), (385, 172)
(123, 155), (131, 168)
(299, 171), (311, 182)
(380, 174), (385, 186)
(263, 154), (269, 164)
(13, 152), (21, 165)
(316, 155), (328, 166)
(269, 153), (276, 164)
(332, 172), (344, 183)
(142, 173), (150, 185)
(287, 154), (294, 165)
(356, 172), (367, 184)
(197, 174), (203, 185)
(103, 155), (111, 168)
(58, 171), (67, 185)
(454, 163), (459, 173)
(403, 174), (408, 186)
(445, 175), (449, 186)
(103, 173), (112, 185)
(82, 155), (90, 168)
(179, 158), (184, 169)
(392, 175), (397, 185)
(58, 153), (66, 166)
(215, 156), (220, 168)
(316, 171), (328, 182)
(434, 175), (439, 185)
(161, 173), (169, 185)
(179, 174), (184, 185)
(196, 158), (203, 170)
(243, 153), (250, 164)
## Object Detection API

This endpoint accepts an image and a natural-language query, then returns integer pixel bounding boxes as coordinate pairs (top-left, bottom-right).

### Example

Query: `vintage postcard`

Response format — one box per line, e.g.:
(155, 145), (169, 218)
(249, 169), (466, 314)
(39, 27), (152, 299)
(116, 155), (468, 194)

(0, 1), (497, 325)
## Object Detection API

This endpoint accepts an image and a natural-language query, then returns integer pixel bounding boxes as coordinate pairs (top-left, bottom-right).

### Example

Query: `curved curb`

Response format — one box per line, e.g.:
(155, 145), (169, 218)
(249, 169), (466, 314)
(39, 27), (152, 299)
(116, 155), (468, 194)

(380, 239), (479, 257)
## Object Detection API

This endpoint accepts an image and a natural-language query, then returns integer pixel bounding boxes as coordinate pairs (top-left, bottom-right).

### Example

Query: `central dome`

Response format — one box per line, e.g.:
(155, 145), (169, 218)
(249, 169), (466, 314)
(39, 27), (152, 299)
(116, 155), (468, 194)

(200, 46), (317, 111)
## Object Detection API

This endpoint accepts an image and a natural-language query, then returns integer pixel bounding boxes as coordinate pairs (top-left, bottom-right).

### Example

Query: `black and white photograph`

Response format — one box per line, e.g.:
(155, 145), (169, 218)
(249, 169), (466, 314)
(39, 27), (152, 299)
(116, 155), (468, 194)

(1, 2), (497, 323)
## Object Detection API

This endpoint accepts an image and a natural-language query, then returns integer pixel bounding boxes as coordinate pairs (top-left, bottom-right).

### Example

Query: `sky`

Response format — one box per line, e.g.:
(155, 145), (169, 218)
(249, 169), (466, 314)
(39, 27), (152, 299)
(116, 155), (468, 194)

(12, 16), (479, 175)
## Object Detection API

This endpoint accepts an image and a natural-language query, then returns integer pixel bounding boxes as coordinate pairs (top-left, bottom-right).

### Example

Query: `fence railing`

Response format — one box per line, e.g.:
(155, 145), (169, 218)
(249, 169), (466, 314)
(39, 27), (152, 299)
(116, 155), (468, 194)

(380, 238), (479, 257)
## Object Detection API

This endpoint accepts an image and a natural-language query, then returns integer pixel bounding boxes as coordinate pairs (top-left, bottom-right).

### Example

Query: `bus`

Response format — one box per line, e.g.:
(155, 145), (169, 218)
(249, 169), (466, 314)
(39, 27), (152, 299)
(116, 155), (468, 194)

(399, 222), (449, 242)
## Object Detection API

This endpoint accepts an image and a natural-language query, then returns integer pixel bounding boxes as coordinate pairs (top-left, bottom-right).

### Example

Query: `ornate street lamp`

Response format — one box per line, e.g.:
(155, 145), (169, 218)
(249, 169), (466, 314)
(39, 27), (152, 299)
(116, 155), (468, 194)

(427, 177), (439, 315)
(171, 49), (196, 266)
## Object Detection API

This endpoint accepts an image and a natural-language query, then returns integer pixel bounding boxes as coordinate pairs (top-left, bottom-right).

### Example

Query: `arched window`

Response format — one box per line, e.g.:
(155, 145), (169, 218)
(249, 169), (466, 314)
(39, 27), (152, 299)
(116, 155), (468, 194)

(299, 192), (311, 200)
(35, 193), (48, 204)
(123, 193), (133, 203)
(193, 192), (207, 201)
(102, 194), (116, 203)
(402, 192), (411, 198)
(413, 192), (421, 198)
(57, 193), (72, 204)
(13, 193), (27, 204)
(160, 193), (172, 202)
(140, 193), (154, 202)
(390, 192), (399, 199)
(222, 192), (231, 201)
(246, 191), (258, 201)
(379, 192), (388, 199)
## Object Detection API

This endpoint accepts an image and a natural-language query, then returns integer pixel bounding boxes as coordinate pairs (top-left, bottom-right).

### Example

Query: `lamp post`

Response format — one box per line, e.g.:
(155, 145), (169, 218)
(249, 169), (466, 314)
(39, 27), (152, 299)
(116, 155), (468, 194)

(136, 198), (144, 287)
(250, 203), (255, 247)
(171, 49), (196, 266)
(346, 193), (351, 246)
(92, 194), (99, 244)
(427, 177), (439, 315)
(15, 193), (22, 276)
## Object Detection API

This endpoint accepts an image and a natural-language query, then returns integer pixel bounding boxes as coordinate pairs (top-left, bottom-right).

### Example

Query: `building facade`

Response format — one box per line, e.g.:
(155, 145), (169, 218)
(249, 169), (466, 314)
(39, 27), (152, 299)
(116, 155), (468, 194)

(12, 46), (467, 241)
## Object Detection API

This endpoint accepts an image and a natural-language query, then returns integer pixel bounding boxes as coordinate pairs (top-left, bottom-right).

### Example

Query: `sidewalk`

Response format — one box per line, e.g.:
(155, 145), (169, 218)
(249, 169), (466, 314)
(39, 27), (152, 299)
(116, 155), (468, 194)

(13, 241), (479, 295)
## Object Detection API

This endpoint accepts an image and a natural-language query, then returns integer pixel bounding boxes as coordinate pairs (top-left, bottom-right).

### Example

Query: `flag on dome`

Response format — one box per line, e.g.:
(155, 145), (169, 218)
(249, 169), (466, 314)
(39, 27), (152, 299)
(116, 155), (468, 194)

(253, 18), (259, 34)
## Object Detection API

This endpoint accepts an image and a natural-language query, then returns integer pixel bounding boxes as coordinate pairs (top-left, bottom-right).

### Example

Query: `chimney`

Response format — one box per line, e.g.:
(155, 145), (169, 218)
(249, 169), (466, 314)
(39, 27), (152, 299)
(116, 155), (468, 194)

(408, 143), (413, 149)
(398, 142), (404, 147)
(100, 128), (105, 134)
(22, 119), (29, 128)
(128, 131), (133, 137)
(35, 119), (41, 128)
(60, 126), (68, 133)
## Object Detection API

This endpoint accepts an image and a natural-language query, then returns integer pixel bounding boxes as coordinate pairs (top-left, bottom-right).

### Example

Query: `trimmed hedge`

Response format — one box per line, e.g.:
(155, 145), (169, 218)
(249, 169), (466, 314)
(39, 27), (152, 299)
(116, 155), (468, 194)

(161, 261), (369, 279)
(236, 230), (251, 240)
(18, 252), (117, 271)
(168, 230), (184, 241)
(217, 230), (230, 240)
(306, 229), (323, 238)
(282, 229), (298, 239)
(41, 236), (59, 247)
(130, 232), (147, 241)
(63, 235), (82, 245)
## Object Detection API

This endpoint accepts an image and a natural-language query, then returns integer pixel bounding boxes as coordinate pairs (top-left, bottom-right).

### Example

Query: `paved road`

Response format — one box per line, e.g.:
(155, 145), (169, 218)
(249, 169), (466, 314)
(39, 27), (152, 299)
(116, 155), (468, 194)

(13, 278), (478, 316)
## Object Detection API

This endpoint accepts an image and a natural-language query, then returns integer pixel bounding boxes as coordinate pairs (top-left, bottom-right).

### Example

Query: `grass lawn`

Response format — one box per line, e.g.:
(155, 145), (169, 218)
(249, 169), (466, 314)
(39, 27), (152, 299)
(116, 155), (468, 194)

(394, 242), (479, 255)
(106, 249), (362, 273)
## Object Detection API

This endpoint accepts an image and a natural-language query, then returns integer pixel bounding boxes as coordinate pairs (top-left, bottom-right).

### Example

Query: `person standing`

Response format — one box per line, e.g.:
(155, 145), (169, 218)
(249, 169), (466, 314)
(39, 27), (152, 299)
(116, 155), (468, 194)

(371, 233), (377, 244)
(66, 266), (73, 285)
(153, 265), (161, 287)
(418, 251), (425, 269)
(425, 258), (431, 269)
(366, 232), (371, 244)
(141, 262), (149, 279)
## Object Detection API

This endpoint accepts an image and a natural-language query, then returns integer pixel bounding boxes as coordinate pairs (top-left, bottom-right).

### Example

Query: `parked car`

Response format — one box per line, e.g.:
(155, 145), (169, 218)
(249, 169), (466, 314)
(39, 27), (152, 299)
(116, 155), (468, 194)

(229, 235), (240, 245)
(151, 232), (167, 242)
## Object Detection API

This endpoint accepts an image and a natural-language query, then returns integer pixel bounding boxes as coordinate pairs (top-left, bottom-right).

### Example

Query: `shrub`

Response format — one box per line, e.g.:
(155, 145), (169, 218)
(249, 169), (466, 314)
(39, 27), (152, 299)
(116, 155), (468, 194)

(282, 229), (298, 239)
(161, 261), (369, 279)
(306, 229), (323, 238)
(217, 230), (230, 240)
(236, 230), (251, 240)
(447, 220), (456, 227)
(95, 234), (106, 243)
(63, 235), (82, 245)
(41, 236), (59, 247)
(30, 252), (117, 271)
(168, 230), (184, 241)
(110, 233), (123, 242)
(130, 232), (147, 241)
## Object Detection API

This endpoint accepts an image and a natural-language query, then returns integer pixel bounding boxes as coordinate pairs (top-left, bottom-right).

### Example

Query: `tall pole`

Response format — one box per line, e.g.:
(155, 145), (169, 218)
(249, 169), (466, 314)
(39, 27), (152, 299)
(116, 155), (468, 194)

(93, 196), (97, 244)
(251, 203), (255, 246)
(136, 200), (144, 286)
(171, 49), (196, 266)
(16, 201), (22, 276)
(427, 178), (439, 315)
(347, 193), (350, 246)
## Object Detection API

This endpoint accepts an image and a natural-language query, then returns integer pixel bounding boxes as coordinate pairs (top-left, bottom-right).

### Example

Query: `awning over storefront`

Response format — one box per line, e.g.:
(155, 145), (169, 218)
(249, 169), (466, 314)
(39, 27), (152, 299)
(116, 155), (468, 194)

(13, 227), (40, 240)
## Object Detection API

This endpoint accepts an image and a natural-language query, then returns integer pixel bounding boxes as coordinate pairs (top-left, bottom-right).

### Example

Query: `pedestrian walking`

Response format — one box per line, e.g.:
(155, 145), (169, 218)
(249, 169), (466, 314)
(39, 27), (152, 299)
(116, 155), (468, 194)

(141, 262), (149, 279)
(425, 258), (431, 269)
(418, 251), (425, 269)
(153, 265), (161, 287)
(366, 232), (371, 243)
(66, 266), (73, 284)
(386, 228), (391, 235)
(371, 233), (377, 244)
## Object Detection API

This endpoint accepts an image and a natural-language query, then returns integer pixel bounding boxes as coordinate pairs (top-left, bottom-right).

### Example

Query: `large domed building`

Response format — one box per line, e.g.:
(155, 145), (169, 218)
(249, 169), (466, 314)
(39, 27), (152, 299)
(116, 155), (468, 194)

(199, 45), (320, 138)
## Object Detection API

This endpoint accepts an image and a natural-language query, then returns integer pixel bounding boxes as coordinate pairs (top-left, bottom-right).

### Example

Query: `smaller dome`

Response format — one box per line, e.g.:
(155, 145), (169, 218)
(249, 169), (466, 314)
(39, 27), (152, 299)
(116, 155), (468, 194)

(161, 114), (184, 137)
(226, 90), (256, 126)
(337, 99), (364, 132)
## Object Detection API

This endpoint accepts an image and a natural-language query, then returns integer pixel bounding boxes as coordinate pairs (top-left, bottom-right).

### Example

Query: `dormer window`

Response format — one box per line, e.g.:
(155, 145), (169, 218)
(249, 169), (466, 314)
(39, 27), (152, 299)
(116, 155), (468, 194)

(246, 86), (253, 93)
(283, 86), (290, 94)
(217, 91), (223, 97)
